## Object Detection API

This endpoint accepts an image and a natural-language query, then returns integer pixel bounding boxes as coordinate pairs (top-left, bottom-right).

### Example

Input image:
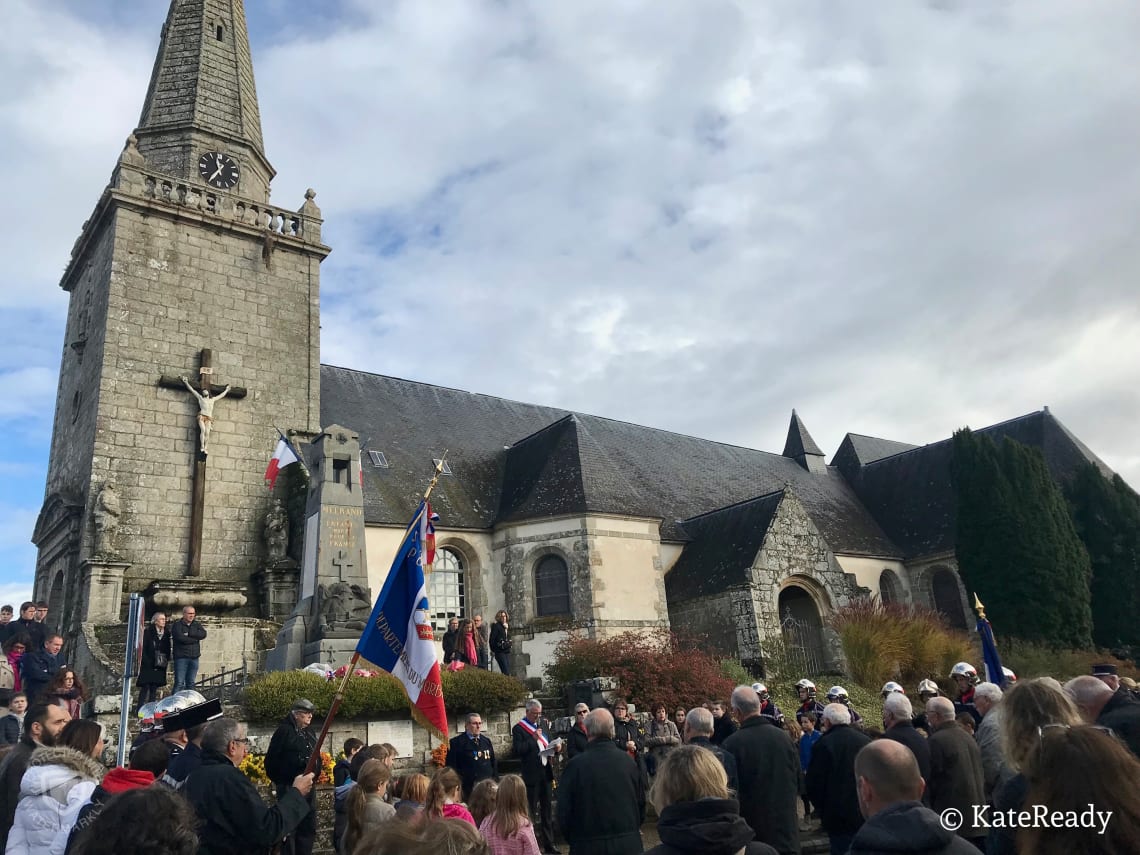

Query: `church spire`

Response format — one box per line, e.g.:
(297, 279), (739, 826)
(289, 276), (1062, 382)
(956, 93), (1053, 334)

(782, 410), (827, 473)
(134, 0), (274, 200)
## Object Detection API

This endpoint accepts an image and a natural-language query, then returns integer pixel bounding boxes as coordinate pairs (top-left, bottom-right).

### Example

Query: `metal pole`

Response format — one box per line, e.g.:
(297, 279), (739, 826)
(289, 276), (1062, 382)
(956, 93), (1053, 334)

(117, 593), (141, 767)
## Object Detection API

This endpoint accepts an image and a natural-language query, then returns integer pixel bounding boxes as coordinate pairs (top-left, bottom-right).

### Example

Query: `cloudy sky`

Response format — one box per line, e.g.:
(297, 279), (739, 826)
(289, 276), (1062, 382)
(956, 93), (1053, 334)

(2, 0), (1139, 606)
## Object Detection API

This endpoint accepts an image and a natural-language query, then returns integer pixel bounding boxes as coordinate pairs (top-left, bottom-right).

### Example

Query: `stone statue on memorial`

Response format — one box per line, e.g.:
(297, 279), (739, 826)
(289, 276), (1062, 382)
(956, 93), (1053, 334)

(92, 481), (121, 558)
(264, 499), (289, 565)
(316, 581), (372, 637)
(181, 376), (230, 454)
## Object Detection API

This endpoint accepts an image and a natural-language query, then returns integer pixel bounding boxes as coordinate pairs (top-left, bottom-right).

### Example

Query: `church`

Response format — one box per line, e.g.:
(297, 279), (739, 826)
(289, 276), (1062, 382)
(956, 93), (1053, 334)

(31, 0), (1119, 686)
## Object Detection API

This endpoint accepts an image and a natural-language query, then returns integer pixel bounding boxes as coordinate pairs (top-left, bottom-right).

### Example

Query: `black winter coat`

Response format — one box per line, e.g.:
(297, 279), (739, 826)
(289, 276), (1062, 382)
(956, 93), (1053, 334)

(567, 723), (590, 759)
(646, 798), (777, 855)
(490, 621), (511, 653)
(847, 801), (981, 855)
(1097, 689), (1140, 758)
(710, 714), (737, 745)
(137, 625), (172, 687)
(805, 723), (871, 836)
(882, 722), (931, 805)
(557, 739), (645, 855)
(446, 732), (497, 798)
(927, 721), (986, 839)
(171, 619), (207, 659)
(0, 738), (35, 851)
(265, 714), (317, 786)
(512, 718), (555, 785)
(183, 748), (311, 855)
(0, 714), (20, 745)
(722, 716), (801, 855)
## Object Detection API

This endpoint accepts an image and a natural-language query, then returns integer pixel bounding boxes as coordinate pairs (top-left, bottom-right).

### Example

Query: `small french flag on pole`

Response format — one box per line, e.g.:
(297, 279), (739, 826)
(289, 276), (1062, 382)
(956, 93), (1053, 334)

(264, 434), (300, 489)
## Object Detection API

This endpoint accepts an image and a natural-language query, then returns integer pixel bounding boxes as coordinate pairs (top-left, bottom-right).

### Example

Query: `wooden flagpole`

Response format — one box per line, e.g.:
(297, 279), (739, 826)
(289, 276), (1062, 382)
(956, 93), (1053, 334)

(302, 455), (448, 776)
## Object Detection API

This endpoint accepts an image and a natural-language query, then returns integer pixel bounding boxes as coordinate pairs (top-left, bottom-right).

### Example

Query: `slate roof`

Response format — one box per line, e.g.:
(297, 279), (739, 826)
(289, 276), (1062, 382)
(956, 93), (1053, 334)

(319, 365), (901, 555)
(832, 433), (919, 474)
(783, 410), (825, 459)
(666, 492), (784, 602)
(842, 410), (1111, 558)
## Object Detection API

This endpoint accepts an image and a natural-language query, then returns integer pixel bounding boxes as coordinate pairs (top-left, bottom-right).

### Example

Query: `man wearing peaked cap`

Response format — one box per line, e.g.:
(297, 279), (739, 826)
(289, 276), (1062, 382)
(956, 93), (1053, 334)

(164, 698), (224, 785)
(266, 698), (319, 855)
(1093, 663), (1121, 692)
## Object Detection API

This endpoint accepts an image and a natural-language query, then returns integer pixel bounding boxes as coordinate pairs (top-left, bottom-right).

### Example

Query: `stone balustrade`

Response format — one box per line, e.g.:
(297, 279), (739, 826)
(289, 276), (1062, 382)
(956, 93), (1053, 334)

(141, 173), (307, 239)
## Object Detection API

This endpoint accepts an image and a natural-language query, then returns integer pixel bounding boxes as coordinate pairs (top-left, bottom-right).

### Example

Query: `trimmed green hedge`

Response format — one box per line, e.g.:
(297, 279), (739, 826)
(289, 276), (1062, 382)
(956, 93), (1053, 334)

(243, 668), (528, 722)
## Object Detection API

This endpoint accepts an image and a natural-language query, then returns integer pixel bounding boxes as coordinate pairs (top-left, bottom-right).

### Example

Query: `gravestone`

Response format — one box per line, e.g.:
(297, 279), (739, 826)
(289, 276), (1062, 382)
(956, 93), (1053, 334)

(266, 425), (370, 670)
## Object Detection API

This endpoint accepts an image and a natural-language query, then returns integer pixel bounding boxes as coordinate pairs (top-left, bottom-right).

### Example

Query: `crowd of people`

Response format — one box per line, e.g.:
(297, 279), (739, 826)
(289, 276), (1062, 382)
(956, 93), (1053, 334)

(441, 611), (513, 675)
(4, 609), (1140, 855)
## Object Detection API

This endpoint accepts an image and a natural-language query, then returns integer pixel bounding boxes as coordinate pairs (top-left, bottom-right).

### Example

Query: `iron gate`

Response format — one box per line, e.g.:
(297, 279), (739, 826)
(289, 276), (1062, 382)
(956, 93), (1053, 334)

(781, 610), (825, 675)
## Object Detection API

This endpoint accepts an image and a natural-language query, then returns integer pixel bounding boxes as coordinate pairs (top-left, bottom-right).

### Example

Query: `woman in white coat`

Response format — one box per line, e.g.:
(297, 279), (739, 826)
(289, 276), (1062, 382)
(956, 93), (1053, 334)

(6, 719), (104, 855)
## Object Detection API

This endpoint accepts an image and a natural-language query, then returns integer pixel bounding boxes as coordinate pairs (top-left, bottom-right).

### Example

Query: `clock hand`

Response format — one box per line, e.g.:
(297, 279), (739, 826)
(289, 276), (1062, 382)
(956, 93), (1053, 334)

(210, 166), (224, 181)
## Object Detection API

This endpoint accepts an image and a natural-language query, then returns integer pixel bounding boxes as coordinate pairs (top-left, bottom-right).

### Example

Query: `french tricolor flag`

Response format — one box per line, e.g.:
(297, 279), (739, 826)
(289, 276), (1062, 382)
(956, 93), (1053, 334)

(264, 435), (299, 489)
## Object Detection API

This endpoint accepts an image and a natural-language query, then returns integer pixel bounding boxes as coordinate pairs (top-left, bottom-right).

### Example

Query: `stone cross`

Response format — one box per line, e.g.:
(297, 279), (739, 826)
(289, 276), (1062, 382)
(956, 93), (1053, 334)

(331, 550), (354, 576)
(158, 348), (248, 576)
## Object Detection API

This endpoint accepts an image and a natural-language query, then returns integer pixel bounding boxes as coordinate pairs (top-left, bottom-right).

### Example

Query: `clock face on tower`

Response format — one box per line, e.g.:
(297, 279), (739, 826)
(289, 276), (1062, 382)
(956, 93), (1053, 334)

(197, 151), (240, 189)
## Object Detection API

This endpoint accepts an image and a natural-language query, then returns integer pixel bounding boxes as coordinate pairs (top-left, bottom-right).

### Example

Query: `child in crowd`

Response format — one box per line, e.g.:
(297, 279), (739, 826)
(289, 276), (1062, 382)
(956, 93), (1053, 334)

(797, 713), (821, 827)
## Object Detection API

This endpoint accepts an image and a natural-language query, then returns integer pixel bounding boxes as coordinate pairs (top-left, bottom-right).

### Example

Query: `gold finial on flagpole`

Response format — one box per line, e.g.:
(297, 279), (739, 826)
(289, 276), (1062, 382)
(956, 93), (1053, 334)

(423, 451), (448, 502)
(973, 593), (986, 620)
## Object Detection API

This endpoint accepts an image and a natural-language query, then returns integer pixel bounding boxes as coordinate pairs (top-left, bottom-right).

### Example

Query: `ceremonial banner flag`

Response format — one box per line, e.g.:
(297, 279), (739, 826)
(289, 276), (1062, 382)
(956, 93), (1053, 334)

(264, 434), (299, 488)
(356, 501), (448, 737)
(977, 614), (1005, 685)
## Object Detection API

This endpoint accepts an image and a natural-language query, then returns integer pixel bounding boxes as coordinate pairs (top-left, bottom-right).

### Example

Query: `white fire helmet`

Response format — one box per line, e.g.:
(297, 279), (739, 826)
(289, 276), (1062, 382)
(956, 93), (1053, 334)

(751, 683), (770, 701)
(949, 662), (979, 685)
(917, 679), (940, 697)
(881, 681), (905, 698)
(826, 686), (849, 704)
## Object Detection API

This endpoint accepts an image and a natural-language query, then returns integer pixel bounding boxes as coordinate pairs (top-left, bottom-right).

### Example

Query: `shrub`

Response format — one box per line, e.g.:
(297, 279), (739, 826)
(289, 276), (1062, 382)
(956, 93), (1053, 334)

(243, 667), (527, 721)
(828, 599), (974, 689)
(544, 629), (735, 710)
(719, 658), (752, 687)
(1001, 639), (1140, 683)
(441, 668), (529, 714)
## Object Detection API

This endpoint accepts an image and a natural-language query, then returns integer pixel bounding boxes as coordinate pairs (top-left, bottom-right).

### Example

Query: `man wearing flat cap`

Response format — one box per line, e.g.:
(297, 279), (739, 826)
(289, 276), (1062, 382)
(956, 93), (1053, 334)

(266, 698), (319, 855)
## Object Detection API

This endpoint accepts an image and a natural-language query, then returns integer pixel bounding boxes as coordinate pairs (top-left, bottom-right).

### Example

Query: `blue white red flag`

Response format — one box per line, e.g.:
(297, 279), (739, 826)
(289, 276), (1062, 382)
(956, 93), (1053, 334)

(421, 505), (438, 570)
(264, 434), (299, 489)
(356, 501), (447, 737)
(977, 616), (1005, 686)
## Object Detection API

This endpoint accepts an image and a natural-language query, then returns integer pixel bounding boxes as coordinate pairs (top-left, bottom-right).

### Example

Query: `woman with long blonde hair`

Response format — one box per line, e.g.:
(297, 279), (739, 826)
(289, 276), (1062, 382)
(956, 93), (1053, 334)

(647, 744), (776, 855)
(424, 767), (476, 825)
(342, 759), (395, 853)
(479, 775), (539, 855)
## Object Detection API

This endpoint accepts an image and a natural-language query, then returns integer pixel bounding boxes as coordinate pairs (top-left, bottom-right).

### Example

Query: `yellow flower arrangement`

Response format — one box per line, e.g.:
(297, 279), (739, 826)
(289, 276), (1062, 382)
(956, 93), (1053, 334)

(430, 742), (448, 767)
(239, 752), (270, 785)
(318, 751), (334, 785)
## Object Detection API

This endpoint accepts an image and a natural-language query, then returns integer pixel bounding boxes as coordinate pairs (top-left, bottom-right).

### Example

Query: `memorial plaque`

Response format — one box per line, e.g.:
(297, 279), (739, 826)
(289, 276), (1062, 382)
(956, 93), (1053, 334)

(367, 719), (414, 757)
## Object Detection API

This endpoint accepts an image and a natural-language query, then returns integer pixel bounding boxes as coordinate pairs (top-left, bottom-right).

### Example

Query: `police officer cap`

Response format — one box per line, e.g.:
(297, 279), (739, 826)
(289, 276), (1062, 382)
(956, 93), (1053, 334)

(292, 698), (316, 712)
(1092, 663), (1118, 677)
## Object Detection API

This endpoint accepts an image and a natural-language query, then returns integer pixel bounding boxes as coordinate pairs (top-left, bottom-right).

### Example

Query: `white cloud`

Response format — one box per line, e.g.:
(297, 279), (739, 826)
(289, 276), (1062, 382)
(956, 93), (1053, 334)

(0, 0), (1138, 572)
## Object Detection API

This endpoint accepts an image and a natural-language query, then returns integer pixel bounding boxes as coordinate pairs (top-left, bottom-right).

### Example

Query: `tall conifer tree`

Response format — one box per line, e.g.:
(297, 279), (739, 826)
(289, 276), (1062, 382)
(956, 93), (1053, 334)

(1066, 463), (1140, 651)
(952, 430), (1092, 647)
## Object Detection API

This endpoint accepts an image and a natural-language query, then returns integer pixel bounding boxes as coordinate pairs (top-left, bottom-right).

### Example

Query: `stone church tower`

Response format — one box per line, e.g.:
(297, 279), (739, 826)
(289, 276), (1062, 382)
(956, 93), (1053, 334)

(32, 0), (328, 672)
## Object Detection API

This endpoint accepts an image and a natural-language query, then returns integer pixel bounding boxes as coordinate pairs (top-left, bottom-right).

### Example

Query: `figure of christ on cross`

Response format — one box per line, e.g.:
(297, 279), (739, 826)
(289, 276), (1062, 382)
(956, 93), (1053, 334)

(181, 376), (231, 454)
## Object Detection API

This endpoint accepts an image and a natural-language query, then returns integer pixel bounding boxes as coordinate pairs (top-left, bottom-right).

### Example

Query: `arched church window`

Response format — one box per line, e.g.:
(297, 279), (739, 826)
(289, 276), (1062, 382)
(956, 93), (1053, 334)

(879, 569), (900, 604)
(427, 547), (465, 635)
(535, 555), (571, 617)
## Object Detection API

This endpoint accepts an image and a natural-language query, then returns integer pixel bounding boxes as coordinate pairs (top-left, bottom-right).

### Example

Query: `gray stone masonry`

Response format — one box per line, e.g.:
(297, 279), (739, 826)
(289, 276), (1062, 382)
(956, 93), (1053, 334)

(35, 127), (328, 659)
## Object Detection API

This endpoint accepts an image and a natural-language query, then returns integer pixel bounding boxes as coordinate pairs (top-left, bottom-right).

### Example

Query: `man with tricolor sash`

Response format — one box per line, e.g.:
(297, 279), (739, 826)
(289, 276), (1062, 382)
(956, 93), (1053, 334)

(513, 698), (563, 854)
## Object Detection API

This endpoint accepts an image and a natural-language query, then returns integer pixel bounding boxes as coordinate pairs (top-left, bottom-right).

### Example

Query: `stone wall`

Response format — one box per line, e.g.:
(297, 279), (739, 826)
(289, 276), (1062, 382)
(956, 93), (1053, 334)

(35, 150), (328, 639)
(667, 590), (739, 660)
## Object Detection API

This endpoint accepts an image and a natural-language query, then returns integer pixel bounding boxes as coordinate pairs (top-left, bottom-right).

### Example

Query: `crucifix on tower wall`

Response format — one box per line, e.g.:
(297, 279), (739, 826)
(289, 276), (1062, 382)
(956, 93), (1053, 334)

(158, 349), (247, 576)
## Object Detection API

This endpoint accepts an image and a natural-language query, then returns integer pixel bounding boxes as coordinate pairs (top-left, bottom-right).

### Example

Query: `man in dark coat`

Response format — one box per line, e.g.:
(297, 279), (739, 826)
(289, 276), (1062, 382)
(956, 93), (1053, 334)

(557, 708), (644, 855)
(513, 699), (562, 854)
(806, 703), (871, 855)
(722, 685), (801, 855)
(265, 699), (319, 855)
(1065, 674), (1140, 758)
(170, 605), (207, 692)
(880, 693), (931, 805)
(925, 697), (986, 848)
(184, 716), (314, 855)
(5, 603), (43, 652)
(447, 711), (497, 798)
(0, 701), (70, 850)
(682, 706), (739, 793)
(848, 739), (979, 855)
(19, 634), (64, 703)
